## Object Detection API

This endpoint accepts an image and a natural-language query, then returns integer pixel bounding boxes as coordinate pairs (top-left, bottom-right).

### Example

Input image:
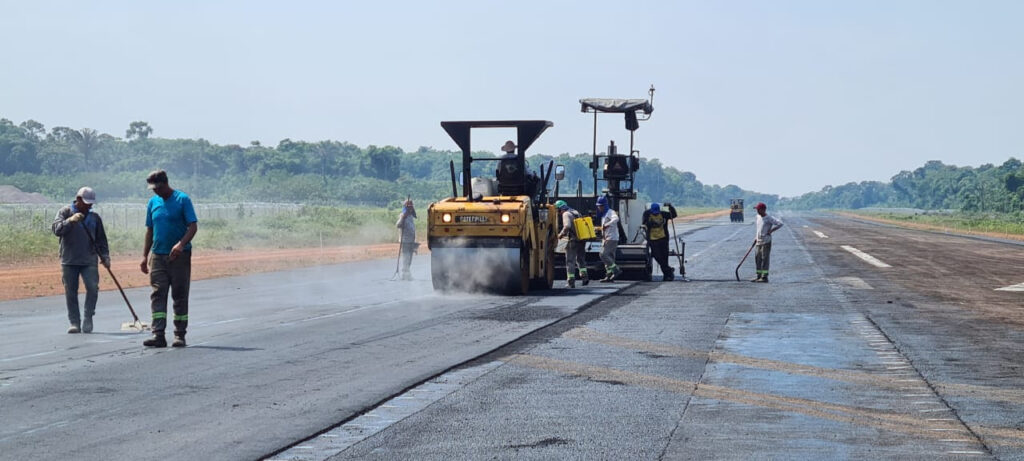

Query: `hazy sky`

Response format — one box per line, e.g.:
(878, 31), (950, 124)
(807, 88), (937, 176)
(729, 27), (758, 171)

(2, 1), (1022, 197)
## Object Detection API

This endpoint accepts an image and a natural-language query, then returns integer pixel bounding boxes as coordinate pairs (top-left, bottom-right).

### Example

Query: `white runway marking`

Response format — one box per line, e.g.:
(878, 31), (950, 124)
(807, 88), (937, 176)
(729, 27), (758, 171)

(840, 245), (892, 268)
(688, 226), (747, 260)
(995, 282), (1024, 292)
(813, 231), (829, 238)
(0, 350), (57, 363)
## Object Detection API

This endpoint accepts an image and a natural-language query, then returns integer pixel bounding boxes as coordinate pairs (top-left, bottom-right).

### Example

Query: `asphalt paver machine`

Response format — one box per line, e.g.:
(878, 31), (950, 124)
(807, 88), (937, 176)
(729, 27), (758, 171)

(427, 120), (558, 294)
(551, 87), (656, 281)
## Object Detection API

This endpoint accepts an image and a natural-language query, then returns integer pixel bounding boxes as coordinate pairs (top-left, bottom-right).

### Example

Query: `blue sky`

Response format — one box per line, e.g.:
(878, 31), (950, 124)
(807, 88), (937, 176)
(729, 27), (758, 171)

(2, 1), (1022, 197)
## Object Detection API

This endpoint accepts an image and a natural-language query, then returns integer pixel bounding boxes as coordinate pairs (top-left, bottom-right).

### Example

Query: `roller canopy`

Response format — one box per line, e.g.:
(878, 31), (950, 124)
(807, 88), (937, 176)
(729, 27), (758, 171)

(440, 120), (553, 155)
(579, 98), (653, 115)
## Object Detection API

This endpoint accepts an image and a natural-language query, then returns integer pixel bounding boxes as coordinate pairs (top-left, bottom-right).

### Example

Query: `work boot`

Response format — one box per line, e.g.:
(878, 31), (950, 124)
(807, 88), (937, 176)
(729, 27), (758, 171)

(759, 275), (769, 283)
(143, 334), (167, 348)
(67, 324), (81, 334)
(82, 316), (93, 333)
(568, 278), (576, 288)
(172, 335), (186, 348)
(663, 267), (674, 282)
(600, 274), (614, 283)
(582, 276), (589, 286)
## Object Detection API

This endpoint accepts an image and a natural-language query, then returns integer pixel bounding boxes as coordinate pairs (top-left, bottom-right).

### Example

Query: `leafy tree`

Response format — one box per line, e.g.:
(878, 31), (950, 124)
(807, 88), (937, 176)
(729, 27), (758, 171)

(126, 121), (153, 140)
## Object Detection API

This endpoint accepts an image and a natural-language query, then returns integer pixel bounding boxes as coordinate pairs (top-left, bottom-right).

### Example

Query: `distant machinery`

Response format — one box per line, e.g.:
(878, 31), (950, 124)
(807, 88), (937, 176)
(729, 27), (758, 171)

(730, 198), (745, 222)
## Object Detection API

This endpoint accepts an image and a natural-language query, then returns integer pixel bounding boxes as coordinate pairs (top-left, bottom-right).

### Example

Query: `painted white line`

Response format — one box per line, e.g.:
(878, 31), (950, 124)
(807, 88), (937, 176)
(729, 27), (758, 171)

(995, 282), (1024, 292)
(946, 451), (986, 455)
(689, 226), (747, 260)
(919, 408), (948, 413)
(840, 245), (892, 268)
(928, 418), (957, 422)
(813, 231), (829, 239)
(940, 439), (975, 443)
(208, 317), (247, 326)
(0, 350), (57, 363)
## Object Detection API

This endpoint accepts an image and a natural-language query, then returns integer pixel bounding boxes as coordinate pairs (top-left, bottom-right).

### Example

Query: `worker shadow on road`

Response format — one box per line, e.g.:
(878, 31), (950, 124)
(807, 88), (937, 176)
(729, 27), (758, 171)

(186, 345), (264, 352)
(675, 278), (749, 283)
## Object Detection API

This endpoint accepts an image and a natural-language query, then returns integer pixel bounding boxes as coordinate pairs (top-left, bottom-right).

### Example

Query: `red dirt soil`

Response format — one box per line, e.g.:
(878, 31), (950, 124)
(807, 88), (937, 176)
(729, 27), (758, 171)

(0, 210), (729, 302)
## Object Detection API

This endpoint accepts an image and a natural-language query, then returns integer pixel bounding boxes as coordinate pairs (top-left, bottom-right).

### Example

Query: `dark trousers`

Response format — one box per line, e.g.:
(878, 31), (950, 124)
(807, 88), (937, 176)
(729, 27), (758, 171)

(755, 242), (772, 278)
(62, 264), (99, 326)
(149, 251), (191, 336)
(650, 238), (673, 276)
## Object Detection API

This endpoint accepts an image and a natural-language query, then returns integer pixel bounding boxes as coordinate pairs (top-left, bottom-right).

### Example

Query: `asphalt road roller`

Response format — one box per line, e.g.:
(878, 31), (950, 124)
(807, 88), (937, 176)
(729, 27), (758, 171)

(427, 120), (557, 295)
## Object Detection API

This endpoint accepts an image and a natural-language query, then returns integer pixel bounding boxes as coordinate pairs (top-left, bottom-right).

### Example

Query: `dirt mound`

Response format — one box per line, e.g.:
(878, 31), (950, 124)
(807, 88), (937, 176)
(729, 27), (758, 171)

(0, 185), (52, 204)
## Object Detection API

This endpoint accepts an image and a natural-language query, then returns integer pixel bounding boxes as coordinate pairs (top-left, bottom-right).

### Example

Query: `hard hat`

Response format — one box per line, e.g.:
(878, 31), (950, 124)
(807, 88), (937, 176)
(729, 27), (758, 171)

(554, 200), (568, 210)
(650, 203), (660, 213)
(500, 140), (516, 153)
(754, 202), (767, 210)
(596, 196), (609, 207)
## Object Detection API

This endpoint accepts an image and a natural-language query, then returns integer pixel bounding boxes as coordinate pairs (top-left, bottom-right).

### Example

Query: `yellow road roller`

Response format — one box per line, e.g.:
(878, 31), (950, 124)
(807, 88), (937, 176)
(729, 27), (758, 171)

(427, 120), (558, 294)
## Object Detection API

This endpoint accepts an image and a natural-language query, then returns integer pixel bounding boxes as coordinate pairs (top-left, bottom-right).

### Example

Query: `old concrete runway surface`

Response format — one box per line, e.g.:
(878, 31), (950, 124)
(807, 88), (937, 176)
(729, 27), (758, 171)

(3, 213), (1023, 460)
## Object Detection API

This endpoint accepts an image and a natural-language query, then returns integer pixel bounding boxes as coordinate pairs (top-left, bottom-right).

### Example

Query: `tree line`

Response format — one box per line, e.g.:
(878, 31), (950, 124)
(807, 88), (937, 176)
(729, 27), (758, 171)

(780, 159), (1024, 214)
(3, 117), (1020, 214)
(0, 118), (775, 208)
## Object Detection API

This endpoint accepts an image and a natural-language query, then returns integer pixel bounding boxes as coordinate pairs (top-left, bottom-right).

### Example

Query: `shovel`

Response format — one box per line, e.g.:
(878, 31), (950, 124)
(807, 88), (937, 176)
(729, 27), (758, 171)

(735, 241), (756, 282)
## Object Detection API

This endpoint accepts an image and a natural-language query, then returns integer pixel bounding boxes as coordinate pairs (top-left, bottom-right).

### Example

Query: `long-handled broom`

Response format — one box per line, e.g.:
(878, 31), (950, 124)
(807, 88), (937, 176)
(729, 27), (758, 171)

(81, 217), (148, 331)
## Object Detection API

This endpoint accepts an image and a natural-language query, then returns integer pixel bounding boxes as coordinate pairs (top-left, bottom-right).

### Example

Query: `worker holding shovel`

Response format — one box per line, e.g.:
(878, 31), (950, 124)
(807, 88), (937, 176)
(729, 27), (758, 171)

(52, 187), (110, 334)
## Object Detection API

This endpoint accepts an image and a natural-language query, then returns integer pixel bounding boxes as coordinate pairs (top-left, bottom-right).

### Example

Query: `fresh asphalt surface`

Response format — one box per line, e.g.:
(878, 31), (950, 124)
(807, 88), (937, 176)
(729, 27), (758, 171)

(3, 213), (1023, 460)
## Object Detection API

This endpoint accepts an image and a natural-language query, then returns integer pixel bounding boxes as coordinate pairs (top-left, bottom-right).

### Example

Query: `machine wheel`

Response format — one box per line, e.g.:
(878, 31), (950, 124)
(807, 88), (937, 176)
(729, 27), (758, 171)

(506, 245), (530, 295)
(430, 252), (449, 292)
(529, 235), (556, 290)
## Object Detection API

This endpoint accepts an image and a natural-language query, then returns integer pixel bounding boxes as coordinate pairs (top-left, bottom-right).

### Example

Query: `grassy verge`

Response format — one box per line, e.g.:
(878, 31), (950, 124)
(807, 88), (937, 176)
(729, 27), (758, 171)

(0, 206), (423, 265)
(838, 210), (1024, 240)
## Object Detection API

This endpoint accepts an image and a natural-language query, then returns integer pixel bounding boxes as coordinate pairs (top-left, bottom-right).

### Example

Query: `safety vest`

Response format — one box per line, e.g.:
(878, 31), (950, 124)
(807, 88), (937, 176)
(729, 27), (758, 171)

(647, 213), (666, 240)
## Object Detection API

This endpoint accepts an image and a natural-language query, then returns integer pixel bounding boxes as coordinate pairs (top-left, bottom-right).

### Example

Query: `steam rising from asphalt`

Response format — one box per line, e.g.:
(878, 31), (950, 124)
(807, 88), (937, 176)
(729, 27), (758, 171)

(429, 237), (520, 294)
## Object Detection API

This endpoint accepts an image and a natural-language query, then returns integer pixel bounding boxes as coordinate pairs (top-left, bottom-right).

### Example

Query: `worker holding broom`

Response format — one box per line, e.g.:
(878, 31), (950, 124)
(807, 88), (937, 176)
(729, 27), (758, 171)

(140, 170), (198, 348)
(52, 186), (110, 334)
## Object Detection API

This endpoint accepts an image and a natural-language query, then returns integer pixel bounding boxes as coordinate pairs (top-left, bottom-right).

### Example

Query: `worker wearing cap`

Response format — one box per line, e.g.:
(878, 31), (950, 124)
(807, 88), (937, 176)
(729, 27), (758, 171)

(396, 198), (417, 280)
(642, 202), (678, 281)
(52, 187), (110, 334)
(596, 196), (622, 282)
(555, 200), (589, 288)
(140, 170), (198, 348)
(752, 202), (783, 283)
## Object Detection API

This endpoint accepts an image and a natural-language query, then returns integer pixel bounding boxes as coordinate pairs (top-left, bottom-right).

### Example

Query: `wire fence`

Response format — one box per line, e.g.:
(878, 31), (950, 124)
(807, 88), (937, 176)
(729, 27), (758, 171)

(1, 202), (306, 232)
